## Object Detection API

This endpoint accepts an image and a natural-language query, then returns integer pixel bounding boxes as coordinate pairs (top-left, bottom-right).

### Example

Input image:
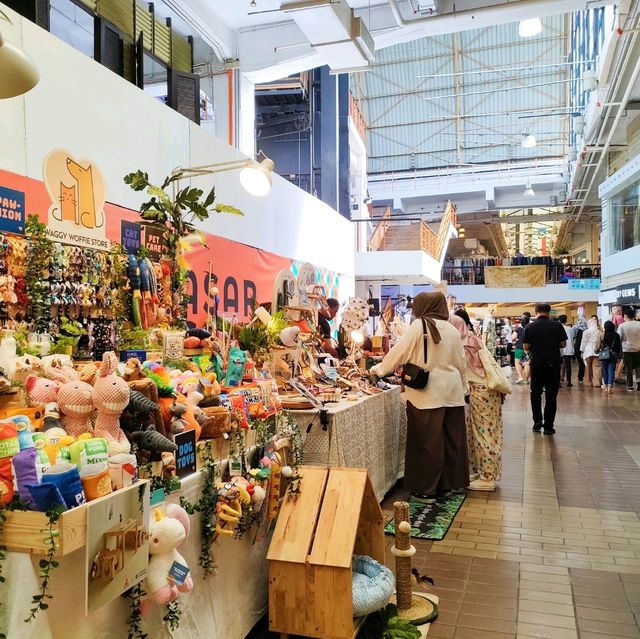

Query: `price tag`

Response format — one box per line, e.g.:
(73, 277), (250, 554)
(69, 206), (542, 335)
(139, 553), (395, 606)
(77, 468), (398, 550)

(168, 561), (190, 585)
(174, 429), (197, 478)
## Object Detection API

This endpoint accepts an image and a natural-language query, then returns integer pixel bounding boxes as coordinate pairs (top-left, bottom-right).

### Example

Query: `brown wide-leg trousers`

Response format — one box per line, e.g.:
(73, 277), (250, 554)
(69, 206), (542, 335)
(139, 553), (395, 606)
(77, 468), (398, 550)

(405, 402), (469, 495)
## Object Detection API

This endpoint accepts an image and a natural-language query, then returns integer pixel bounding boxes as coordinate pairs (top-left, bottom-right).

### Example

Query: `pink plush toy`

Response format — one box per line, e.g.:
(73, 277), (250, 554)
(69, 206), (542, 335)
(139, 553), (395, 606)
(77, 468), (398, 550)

(92, 352), (131, 455)
(58, 379), (95, 437)
(25, 374), (60, 406)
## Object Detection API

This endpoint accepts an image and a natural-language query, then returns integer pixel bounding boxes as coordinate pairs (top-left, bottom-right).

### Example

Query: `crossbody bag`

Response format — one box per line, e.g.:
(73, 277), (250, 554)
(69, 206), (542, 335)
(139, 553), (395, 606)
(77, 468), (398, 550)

(401, 318), (430, 389)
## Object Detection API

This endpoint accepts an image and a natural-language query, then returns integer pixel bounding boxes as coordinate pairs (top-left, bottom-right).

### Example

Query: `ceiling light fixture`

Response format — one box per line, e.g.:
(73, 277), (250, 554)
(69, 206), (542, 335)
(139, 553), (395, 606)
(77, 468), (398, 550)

(0, 9), (40, 99)
(249, 0), (257, 7)
(521, 133), (536, 148)
(518, 17), (542, 38)
(524, 183), (535, 198)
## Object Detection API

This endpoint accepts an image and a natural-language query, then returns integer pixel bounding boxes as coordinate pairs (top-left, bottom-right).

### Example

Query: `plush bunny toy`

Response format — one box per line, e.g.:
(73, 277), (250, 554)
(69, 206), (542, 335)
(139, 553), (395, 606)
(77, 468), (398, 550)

(45, 366), (95, 438)
(92, 352), (131, 455)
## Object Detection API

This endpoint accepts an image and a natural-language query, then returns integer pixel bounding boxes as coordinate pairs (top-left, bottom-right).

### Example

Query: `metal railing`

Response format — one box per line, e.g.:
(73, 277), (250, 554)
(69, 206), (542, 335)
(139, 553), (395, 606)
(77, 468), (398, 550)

(442, 263), (601, 285)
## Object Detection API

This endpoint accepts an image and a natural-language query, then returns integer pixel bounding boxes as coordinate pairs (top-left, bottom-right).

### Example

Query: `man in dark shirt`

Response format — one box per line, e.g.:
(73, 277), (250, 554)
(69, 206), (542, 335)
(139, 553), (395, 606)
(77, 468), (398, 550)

(523, 303), (567, 435)
(318, 297), (340, 358)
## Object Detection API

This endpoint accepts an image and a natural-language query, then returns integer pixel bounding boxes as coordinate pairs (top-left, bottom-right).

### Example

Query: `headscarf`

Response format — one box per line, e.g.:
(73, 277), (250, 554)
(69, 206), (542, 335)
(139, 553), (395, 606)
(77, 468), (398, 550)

(575, 316), (588, 331)
(450, 314), (485, 377)
(411, 292), (449, 344)
(603, 320), (618, 348)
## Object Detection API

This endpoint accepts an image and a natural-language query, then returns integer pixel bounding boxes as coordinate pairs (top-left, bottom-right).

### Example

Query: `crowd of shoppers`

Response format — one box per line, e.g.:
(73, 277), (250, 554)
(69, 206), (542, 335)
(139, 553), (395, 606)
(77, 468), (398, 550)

(369, 296), (639, 502)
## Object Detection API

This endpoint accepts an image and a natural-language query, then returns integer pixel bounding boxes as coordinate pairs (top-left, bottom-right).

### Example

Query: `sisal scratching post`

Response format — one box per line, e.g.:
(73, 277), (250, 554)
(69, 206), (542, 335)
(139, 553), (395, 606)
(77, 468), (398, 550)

(389, 501), (438, 627)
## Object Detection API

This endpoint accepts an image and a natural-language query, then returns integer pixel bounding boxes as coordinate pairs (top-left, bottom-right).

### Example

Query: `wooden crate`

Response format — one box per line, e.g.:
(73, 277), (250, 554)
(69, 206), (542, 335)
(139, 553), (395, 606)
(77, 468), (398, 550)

(268, 466), (385, 639)
(2, 505), (86, 556)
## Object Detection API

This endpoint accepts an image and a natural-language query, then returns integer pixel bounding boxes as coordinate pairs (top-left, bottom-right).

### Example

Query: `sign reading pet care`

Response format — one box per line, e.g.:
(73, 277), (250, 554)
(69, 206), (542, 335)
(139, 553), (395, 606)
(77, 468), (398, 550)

(43, 149), (110, 249)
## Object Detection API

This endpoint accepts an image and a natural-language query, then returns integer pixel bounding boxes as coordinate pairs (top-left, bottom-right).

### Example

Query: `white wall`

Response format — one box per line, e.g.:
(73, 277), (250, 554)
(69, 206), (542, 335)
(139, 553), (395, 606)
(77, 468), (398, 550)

(448, 284), (601, 304)
(0, 4), (354, 283)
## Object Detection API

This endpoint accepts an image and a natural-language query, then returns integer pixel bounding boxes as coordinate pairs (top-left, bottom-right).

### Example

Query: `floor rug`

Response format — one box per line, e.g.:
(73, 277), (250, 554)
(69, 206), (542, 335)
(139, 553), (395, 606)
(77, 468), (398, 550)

(384, 494), (465, 540)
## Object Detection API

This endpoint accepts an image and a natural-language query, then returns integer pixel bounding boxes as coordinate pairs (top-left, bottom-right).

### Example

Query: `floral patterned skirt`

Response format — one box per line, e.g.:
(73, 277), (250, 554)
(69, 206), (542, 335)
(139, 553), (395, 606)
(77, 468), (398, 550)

(467, 382), (503, 481)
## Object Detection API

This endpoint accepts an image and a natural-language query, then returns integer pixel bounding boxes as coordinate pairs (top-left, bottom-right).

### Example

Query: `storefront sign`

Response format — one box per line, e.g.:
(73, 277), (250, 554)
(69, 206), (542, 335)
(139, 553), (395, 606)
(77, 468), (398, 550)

(0, 167), (343, 324)
(43, 150), (110, 249)
(121, 220), (141, 253)
(601, 282), (640, 304)
(0, 185), (26, 234)
(568, 278), (600, 290)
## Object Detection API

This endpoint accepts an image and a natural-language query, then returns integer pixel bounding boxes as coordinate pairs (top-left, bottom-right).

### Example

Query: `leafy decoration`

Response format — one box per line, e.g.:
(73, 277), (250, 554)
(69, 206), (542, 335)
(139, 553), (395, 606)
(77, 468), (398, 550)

(179, 440), (219, 575)
(360, 604), (422, 639)
(25, 214), (54, 334)
(125, 583), (148, 639)
(25, 503), (66, 623)
(124, 170), (244, 329)
(163, 600), (182, 631)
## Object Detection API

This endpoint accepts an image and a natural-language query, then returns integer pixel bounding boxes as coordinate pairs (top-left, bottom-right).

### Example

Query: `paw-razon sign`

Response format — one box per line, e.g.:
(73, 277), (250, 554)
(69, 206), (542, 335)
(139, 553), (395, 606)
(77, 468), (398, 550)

(43, 150), (110, 249)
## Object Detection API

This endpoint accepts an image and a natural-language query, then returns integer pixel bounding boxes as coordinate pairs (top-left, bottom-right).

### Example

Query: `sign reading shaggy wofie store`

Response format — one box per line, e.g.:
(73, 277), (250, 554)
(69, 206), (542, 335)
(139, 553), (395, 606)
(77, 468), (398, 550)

(484, 265), (546, 288)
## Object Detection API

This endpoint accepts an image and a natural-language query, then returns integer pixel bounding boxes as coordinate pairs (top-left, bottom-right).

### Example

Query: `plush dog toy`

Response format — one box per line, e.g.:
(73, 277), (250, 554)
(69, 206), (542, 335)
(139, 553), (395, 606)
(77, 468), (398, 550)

(144, 503), (193, 608)
(92, 352), (131, 455)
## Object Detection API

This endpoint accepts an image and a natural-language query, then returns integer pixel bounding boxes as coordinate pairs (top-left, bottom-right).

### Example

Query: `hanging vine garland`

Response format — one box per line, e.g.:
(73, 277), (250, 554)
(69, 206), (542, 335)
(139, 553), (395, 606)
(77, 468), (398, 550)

(163, 600), (182, 631)
(25, 214), (54, 334)
(125, 583), (148, 639)
(24, 503), (66, 623)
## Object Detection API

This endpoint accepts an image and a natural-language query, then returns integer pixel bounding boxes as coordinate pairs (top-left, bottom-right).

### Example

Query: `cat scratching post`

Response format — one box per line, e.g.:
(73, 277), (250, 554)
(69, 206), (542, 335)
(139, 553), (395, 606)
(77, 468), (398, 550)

(389, 501), (438, 626)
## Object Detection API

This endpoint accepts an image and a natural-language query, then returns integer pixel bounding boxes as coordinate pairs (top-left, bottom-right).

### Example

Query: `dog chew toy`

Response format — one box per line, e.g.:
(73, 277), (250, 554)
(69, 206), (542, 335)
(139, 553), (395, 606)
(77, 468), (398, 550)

(59, 379), (95, 437)
(92, 352), (131, 455)
(130, 429), (177, 453)
(144, 503), (193, 608)
(25, 374), (60, 407)
(214, 478), (251, 538)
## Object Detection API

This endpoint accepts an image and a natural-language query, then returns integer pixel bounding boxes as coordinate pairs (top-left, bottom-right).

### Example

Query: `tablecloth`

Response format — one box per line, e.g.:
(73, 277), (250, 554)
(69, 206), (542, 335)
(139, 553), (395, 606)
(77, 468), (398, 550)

(1, 471), (270, 639)
(293, 386), (407, 501)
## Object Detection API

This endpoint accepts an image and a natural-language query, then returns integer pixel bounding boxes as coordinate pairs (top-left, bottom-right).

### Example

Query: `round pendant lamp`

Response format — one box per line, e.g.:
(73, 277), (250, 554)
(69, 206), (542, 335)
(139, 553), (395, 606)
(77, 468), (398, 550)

(239, 157), (275, 197)
(519, 18), (542, 38)
(0, 16), (39, 99)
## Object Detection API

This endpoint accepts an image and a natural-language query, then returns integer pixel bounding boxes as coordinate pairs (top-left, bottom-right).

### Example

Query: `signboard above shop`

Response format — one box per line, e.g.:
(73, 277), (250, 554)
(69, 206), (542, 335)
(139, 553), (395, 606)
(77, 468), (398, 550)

(568, 278), (600, 290)
(601, 282), (640, 304)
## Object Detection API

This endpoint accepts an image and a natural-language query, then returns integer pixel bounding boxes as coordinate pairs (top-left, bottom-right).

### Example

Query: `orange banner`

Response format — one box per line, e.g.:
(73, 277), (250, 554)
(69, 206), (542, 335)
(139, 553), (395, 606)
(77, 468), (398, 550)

(0, 168), (292, 324)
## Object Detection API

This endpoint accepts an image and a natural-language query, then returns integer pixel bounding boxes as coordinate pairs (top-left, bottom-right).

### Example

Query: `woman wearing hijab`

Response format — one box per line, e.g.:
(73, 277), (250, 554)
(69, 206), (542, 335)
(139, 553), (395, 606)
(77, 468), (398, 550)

(580, 318), (603, 388)
(452, 310), (503, 491)
(370, 292), (469, 503)
(598, 321), (622, 393)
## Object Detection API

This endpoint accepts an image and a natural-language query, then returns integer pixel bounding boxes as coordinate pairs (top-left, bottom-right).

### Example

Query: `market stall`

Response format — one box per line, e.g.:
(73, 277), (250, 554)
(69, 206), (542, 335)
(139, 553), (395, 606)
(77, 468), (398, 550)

(296, 387), (406, 501)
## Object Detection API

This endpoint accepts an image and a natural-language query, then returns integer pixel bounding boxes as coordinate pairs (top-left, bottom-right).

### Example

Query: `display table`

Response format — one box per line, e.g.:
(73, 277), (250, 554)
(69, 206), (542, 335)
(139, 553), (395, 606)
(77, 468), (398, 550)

(295, 386), (407, 501)
(1, 471), (270, 639)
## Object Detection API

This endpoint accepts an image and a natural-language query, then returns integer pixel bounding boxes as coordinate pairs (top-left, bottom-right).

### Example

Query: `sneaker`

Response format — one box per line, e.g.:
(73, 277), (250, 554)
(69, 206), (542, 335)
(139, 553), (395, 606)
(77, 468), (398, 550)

(515, 378), (524, 385)
(567, 382), (573, 387)
(578, 379), (584, 384)
(543, 427), (556, 435)
(532, 423), (543, 432)
(628, 387), (634, 392)
(411, 493), (437, 504)
(468, 478), (496, 491)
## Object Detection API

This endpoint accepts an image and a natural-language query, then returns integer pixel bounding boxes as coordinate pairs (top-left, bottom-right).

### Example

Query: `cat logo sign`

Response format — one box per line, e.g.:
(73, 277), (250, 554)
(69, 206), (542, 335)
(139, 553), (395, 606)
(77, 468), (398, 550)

(43, 150), (109, 249)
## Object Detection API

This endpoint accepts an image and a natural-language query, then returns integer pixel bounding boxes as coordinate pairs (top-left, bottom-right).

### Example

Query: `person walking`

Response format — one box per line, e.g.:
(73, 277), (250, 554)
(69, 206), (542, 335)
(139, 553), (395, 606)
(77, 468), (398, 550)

(598, 321), (622, 393)
(523, 303), (567, 435)
(572, 315), (588, 383)
(513, 313), (531, 384)
(370, 292), (469, 503)
(451, 311), (505, 492)
(558, 314), (574, 387)
(618, 307), (640, 391)
(581, 318), (603, 388)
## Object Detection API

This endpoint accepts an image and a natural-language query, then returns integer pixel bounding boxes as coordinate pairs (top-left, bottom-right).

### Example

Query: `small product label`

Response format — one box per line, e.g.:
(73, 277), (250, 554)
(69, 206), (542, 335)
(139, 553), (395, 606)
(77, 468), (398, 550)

(168, 561), (190, 585)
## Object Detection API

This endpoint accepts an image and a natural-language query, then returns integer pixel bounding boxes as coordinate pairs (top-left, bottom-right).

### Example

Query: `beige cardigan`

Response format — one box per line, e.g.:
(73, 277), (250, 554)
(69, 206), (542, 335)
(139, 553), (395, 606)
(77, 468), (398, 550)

(373, 318), (468, 409)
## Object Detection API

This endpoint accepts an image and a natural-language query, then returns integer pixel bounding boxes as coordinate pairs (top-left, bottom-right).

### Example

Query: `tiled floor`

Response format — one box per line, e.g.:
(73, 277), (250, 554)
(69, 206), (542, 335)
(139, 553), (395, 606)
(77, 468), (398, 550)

(384, 383), (640, 639)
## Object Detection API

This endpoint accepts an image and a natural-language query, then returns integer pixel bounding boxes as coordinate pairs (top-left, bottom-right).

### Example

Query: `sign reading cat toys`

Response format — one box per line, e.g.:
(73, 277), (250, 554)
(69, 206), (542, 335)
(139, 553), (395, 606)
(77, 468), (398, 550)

(43, 150), (110, 249)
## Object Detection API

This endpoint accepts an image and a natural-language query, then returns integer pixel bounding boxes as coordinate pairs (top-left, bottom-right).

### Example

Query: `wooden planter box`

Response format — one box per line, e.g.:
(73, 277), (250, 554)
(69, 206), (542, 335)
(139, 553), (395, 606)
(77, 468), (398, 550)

(1, 506), (86, 556)
(267, 466), (385, 639)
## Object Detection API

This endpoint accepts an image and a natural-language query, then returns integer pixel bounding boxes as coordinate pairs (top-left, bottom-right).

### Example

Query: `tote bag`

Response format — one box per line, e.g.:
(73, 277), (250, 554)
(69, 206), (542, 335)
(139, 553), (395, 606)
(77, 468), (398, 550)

(479, 349), (511, 395)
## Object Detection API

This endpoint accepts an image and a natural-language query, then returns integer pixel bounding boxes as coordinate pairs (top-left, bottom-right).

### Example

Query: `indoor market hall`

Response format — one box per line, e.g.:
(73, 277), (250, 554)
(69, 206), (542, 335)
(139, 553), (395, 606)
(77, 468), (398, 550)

(4, 0), (640, 638)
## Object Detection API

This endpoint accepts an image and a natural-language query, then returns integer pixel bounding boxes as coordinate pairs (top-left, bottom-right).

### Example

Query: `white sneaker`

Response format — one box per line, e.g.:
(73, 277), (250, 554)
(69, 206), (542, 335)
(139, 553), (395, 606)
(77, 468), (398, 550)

(468, 478), (496, 491)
